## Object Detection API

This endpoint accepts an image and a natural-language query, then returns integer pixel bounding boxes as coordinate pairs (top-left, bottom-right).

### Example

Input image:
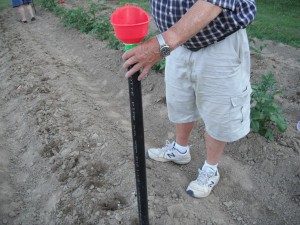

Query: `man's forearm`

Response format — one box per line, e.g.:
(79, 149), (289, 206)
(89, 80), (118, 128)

(163, 0), (222, 50)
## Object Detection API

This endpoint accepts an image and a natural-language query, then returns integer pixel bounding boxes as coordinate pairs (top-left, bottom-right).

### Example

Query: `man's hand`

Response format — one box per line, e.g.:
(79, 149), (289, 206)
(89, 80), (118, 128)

(122, 1), (222, 81)
(122, 36), (163, 81)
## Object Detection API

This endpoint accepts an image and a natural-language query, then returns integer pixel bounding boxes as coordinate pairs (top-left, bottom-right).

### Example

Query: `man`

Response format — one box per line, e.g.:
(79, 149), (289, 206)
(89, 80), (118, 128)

(12, 0), (36, 23)
(123, 0), (256, 198)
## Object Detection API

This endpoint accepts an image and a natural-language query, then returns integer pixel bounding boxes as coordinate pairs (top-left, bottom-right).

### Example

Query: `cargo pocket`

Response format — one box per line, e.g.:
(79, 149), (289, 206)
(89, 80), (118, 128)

(229, 86), (251, 130)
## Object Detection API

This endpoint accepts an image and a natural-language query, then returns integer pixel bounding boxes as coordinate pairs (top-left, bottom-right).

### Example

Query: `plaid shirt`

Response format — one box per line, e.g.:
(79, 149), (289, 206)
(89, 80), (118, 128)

(151, 0), (257, 51)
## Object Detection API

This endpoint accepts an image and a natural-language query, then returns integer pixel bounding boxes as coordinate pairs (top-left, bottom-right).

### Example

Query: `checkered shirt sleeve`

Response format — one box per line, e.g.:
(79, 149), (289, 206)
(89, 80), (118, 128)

(151, 0), (256, 51)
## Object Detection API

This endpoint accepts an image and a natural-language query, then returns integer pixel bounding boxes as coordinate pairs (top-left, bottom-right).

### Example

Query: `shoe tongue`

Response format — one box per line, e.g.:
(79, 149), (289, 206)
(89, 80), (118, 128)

(196, 167), (216, 184)
(201, 166), (216, 176)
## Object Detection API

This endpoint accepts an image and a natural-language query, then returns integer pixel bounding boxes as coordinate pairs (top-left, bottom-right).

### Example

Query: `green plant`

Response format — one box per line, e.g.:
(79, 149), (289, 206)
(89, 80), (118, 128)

(39, 0), (57, 11)
(39, 0), (121, 49)
(249, 37), (267, 60)
(152, 59), (165, 73)
(107, 35), (123, 50)
(250, 72), (287, 140)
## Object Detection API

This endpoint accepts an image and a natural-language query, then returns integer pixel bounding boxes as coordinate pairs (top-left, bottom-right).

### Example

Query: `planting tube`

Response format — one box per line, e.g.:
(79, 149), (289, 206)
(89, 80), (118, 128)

(126, 44), (149, 225)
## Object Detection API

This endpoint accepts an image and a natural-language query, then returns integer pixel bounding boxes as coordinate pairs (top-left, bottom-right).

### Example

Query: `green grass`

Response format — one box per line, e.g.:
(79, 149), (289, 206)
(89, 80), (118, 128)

(247, 0), (300, 47)
(0, 0), (10, 11)
(118, 0), (150, 12)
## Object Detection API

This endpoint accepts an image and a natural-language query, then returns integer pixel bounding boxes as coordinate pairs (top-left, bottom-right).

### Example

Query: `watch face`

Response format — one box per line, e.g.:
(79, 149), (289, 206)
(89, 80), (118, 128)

(160, 46), (171, 57)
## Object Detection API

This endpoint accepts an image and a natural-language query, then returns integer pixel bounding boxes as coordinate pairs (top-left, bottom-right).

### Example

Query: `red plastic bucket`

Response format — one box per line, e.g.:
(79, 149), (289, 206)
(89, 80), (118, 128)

(110, 5), (150, 44)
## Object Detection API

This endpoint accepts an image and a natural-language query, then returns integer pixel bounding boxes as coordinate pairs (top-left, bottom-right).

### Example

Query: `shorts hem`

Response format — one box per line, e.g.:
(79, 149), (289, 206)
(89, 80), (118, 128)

(206, 127), (250, 143)
(168, 117), (201, 124)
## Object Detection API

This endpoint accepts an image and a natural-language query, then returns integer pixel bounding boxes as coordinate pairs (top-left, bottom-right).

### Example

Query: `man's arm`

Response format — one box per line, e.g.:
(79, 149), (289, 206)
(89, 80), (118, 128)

(164, 0), (222, 51)
(122, 1), (222, 80)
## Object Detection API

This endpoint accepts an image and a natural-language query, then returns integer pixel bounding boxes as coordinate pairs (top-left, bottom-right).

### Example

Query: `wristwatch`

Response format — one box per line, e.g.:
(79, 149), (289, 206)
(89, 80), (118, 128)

(156, 33), (171, 57)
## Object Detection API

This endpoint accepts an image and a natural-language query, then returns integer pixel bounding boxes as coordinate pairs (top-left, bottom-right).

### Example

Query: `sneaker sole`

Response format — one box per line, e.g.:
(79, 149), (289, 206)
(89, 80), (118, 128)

(186, 176), (220, 198)
(186, 189), (211, 198)
(146, 152), (191, 164)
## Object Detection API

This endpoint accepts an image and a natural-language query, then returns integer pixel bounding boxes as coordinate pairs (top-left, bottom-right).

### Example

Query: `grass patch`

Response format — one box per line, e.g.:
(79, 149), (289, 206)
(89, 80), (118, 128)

(247, 0), (300, 47)
(0, 0), (10, 11)
(118, 0), (149, 12)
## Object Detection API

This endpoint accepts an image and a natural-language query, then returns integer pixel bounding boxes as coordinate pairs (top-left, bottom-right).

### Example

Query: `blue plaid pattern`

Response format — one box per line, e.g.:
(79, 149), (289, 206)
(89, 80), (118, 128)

(151, 0), (256, 51)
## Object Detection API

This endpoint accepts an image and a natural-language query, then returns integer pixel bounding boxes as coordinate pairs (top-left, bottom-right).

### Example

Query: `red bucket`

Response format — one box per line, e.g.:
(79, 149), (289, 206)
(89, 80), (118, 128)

(110, 5), (150, 44)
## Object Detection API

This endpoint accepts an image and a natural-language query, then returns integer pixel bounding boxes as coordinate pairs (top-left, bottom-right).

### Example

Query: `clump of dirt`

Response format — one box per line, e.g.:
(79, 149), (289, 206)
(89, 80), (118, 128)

(0, 2), (299, 225)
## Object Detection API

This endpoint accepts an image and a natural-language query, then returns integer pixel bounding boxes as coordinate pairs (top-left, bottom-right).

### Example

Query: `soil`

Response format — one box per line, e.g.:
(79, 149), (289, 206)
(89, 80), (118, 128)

(0, 2), (299, 225)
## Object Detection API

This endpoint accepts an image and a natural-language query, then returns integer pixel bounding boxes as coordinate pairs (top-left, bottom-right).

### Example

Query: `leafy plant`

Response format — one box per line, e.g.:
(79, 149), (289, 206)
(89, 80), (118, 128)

(249, 37), (267, 60)
(152, 59), (165, 73)
(107, 35), (123, 50)
(39, 0), (121, 49)
(250, 72), (287, 140)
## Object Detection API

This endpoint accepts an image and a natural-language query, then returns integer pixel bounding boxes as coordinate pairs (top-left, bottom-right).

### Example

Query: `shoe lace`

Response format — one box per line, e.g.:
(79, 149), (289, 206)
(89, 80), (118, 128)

(161, 140), (175, 152)
(196, 168), (215, 185)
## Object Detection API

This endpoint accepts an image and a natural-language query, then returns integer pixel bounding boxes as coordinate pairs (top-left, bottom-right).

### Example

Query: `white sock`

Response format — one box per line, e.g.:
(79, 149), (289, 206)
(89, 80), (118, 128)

(202, 160), (218, 172)
(174, 142), (189, 154)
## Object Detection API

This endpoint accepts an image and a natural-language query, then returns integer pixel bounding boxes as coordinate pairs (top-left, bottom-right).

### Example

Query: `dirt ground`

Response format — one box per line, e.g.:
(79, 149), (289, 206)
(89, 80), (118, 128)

(0, 2), (299, 225)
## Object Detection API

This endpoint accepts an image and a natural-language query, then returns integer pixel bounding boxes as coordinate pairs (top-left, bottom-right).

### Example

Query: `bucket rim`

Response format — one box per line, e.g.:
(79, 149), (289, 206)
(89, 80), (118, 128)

(110, 19), (150, 27)
(110, 5), (151, 27)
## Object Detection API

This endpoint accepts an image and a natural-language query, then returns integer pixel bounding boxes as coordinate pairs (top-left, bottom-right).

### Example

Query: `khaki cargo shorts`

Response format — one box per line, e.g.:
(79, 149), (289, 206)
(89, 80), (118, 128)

(165, 29), (252, 142)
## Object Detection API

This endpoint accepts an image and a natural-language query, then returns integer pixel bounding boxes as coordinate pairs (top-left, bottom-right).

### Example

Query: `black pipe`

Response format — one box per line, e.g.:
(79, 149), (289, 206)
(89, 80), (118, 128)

(128, 68), (149, 225)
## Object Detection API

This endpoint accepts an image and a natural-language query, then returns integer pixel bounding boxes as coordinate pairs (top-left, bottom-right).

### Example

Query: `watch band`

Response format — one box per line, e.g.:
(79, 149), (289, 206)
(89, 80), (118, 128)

(156, 33), (171, 57)
(156, 33), (165, 46)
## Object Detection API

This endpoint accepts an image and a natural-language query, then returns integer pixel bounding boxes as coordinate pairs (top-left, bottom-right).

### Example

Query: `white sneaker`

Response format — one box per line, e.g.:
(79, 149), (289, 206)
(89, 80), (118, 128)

(147, 141), (191, 164)
(186, 167), (220, 198)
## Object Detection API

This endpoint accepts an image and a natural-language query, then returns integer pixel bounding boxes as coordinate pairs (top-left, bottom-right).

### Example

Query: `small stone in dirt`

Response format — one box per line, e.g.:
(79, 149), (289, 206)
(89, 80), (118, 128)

(237, 217), (243, 221)
(8, 211), (16, 218)
(56, 212), (62, 218)
(72, 187), (85, 198)
(167, 204), (186, 218)
(261, 159), (274, 176)
(2, 219), (8, 224)
(91, 133), (99, 140)
(115, 213), (122, 221)
(171, 193), (178, 199)
(223, 201), (233, 208)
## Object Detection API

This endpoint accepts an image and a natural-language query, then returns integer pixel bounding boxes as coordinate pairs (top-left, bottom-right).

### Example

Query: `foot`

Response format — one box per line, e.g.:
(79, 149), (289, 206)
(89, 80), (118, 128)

(147, 141), (191, 164)
(19, 20), (27, 23)
(31, 17), (36, 21)
(186, 167), (220, 198)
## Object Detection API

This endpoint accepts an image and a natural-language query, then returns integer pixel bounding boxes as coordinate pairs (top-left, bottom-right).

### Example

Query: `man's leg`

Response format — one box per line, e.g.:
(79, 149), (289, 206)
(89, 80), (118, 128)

(147, 122), (194, 164)
(17, 5), (27, 22)
(24, 3), (35, 19)
(175, 122), (195, 146)
(204, 132), (225, 165)
(186, 132), (224, 198)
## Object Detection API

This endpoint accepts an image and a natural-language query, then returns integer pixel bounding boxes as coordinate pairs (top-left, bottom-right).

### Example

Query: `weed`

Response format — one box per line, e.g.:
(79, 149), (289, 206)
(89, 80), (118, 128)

(152, 59), (165, 73)
(107, 35), (123, 50)
(39, 0), (122, 50)
(249, 37), (267, 60)
(250, 72), (287, 140)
